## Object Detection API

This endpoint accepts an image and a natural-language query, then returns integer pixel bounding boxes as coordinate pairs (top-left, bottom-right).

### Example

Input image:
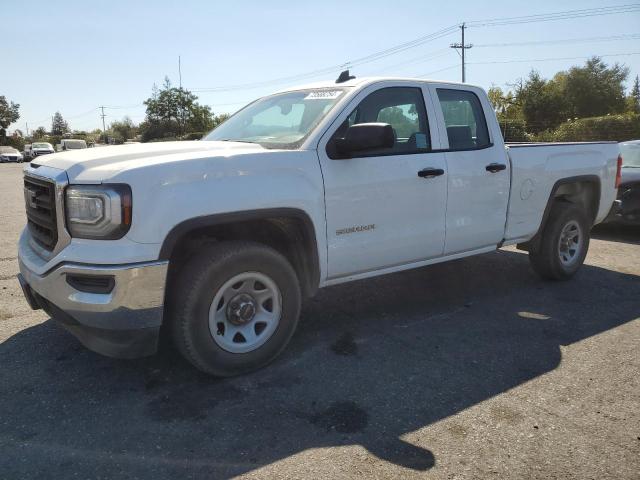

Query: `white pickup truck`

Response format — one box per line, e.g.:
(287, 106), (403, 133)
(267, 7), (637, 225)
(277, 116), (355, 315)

(17, 75), (621, 376)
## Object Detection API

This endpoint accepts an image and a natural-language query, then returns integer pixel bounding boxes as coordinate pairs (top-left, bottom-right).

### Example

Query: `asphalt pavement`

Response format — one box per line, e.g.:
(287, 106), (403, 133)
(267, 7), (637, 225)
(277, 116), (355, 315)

(0, 162), (638, 479)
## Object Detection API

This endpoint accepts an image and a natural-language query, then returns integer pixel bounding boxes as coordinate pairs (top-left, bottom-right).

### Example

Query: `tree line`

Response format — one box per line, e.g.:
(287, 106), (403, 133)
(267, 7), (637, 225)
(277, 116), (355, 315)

(0, 75), (230, 149)
(488, 56), (640, 142)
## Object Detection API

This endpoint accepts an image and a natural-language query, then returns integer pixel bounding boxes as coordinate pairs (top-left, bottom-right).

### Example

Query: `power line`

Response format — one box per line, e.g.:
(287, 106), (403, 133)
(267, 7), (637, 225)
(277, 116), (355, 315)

(190, 25), (459, 93)
(22, 4), (640, 129)
(102, 103), (145, 109)
(190, 4), (640, 93)
(474, 33), (640, 48)
(64, 107), (99, 120)
(373, 49), (451, 74)
(467, 4), (640, 27)
(417, 64), (462, 77)
(467, 51), (640, 65)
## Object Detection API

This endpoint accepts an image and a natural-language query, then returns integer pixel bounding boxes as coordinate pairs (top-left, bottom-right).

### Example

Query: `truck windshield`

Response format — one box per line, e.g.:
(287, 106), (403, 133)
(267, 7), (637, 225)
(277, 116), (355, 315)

(203, 88), (347, 149)
(620, 142), (640, 167)
(32, 143), (51, 149)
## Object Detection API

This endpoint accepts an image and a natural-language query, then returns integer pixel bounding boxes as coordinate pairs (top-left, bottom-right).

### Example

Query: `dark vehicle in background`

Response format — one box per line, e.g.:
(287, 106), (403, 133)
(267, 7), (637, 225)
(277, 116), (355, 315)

(606, 140), (640, 225)
(29, 142), (55, 159)
(0, 146), (23, 163)
(57, 139), (88, 152)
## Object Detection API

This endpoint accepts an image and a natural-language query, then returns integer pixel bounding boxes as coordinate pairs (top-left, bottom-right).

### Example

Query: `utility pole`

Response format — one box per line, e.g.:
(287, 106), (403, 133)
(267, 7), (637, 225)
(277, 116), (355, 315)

(25, 122), (29, 136)
(100, 106), (107, 144)
(178, 55), (182, 89)
(450, 23), (473, 82)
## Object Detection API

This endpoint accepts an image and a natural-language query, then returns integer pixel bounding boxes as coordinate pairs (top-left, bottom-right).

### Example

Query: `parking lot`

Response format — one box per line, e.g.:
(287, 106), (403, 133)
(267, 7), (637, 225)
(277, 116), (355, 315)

(0, 162), (638, 479)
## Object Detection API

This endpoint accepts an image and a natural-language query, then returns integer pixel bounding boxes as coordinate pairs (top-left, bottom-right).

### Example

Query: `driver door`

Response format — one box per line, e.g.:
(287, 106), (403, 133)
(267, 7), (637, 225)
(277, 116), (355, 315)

(317, 84), (448, 279)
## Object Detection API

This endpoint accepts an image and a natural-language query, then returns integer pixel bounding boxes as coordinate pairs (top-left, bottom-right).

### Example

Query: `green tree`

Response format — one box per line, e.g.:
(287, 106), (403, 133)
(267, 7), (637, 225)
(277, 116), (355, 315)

(141, 76), (215, 141)
(488, 85), (524, 140)
(627, 75), (640, 113)
(51, 111), (69, 135)
(516, 71), (566, 134)
(187, 104), (215, 133)
(562, 57), (628, 118)
(377, 106), (419, 138)
(0, 95), (20, 142)
(108, 116), (138, 143)
(33, 126), (48, 139)
(488, 86), (509, 112)
(212, 113), (231, 128)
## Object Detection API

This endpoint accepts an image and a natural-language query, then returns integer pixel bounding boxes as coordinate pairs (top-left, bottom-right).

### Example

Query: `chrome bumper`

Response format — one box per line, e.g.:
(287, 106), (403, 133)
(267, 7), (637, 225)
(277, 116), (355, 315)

(18, 258), (168, 358)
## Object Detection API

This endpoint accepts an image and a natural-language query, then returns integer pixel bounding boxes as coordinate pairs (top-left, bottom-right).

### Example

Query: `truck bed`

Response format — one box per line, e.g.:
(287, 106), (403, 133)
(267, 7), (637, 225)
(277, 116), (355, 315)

(504, 141), (619, 243)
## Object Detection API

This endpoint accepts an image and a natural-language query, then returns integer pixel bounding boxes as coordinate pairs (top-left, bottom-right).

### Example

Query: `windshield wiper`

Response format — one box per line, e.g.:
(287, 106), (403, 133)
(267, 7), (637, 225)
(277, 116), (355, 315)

(217, 139), (256, 144)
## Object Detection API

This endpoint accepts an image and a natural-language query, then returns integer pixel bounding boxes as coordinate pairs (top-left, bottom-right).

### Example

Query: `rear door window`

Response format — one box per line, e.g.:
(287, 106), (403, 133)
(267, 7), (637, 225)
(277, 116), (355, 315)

(436, 89), (490, 150)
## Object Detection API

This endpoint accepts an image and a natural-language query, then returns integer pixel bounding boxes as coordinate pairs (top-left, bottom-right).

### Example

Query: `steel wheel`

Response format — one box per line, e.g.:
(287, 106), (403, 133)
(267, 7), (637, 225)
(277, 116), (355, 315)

(208, 271), (282, 354)
(557, 220), (583, 266)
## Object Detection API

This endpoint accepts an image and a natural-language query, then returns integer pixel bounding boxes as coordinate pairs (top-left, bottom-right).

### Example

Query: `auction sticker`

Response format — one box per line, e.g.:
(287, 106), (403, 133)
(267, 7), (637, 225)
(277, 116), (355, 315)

(305, 90), (343, 100)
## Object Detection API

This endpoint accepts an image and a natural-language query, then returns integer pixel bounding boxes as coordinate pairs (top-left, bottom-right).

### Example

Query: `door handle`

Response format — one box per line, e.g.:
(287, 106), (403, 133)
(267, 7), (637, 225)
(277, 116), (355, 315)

(418, 167), (445, 179)
(486, 163), (507, 173)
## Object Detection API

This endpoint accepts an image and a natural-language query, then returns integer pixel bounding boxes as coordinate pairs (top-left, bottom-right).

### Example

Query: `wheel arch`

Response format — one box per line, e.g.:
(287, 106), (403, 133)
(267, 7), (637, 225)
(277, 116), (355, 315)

(518, 174), (600, 252)
(159, 208), (321, 298)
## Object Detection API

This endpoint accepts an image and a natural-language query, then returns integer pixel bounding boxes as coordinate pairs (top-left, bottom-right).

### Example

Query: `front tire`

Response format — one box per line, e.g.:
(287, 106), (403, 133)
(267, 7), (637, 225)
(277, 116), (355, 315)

(170, 241), (301, 376)
(528, 202), (590, 280)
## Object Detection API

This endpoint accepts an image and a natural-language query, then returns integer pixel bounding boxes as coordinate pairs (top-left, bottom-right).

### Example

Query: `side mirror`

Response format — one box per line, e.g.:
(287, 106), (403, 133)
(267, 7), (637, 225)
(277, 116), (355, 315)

(335, 123), (394, 157)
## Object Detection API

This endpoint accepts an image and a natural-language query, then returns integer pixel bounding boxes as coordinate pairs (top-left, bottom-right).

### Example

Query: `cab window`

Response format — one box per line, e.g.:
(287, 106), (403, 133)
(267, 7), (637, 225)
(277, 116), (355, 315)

(436, 89), (490, 150)
(328, 87), (431, 158)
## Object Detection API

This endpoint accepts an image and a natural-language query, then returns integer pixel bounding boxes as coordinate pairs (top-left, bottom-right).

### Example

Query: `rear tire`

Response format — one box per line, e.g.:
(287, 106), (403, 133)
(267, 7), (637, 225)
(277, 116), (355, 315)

(169, 241), (301, 376)
(529, 202), (590, 280)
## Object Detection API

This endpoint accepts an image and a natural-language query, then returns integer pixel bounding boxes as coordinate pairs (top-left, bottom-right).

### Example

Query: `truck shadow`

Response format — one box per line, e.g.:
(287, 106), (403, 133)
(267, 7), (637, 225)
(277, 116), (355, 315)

(1, 249), (638, 478)
(592, 223), (640, 245)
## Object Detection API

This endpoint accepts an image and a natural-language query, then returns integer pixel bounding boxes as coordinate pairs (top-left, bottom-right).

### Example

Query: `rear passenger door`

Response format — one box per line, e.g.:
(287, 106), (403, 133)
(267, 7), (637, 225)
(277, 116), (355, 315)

(429, 86), (510, 255)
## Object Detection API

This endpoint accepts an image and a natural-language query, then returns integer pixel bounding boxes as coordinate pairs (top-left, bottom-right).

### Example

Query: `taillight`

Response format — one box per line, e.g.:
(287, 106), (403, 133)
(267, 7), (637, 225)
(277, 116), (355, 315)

(615, 154), (623, 188)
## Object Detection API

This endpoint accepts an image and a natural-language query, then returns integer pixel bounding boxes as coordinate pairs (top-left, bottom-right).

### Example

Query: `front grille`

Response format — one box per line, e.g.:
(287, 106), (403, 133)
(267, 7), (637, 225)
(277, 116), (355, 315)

(24, 176), (58, 250)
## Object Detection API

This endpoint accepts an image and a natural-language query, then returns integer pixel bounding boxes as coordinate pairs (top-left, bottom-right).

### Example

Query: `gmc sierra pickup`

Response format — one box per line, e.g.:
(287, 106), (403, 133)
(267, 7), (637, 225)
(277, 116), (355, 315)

(17, 74), (621, 376)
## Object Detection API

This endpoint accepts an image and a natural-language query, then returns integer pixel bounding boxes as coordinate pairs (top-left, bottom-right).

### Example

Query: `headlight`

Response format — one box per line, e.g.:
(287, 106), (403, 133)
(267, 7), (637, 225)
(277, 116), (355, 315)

(65, 184), (132, 239)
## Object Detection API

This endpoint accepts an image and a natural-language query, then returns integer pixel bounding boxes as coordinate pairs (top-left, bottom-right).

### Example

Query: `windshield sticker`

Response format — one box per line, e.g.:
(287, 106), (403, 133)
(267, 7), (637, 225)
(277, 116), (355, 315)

(304, 90), (343, 100)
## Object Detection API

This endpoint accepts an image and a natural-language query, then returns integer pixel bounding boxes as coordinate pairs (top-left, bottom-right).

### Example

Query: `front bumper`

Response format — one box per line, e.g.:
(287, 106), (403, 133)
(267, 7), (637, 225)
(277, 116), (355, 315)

(18, 258), (169, 358)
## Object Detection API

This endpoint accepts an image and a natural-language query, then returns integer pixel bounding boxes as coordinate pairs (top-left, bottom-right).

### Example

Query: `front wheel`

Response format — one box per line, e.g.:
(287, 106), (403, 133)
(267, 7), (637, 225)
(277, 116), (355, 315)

(528, 202), (590, 280)
(169, 241), (301, 376)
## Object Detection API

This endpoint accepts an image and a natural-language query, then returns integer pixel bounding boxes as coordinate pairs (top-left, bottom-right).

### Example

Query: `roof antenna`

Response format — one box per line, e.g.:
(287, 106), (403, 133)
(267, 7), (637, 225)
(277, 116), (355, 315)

(336, 69), (355, 84)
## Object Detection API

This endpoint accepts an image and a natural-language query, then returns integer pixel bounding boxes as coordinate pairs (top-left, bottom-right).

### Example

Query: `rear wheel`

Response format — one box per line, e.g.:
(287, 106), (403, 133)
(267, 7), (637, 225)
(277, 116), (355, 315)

(170, 241), (301, 376)
(528, 202), (590, 280)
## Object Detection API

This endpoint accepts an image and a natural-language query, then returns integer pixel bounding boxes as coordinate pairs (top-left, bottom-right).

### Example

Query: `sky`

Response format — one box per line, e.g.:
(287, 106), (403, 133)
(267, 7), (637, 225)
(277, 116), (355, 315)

(3, 0), (640, 133)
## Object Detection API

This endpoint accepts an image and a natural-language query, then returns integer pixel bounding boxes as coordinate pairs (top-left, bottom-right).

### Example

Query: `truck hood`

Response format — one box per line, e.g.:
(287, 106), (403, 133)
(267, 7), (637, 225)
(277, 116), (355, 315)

(32, 141), (267, 183)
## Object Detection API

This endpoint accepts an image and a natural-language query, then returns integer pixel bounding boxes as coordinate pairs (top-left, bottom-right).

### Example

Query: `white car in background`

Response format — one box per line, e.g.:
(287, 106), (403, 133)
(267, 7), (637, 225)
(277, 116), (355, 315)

(0, 146), (23, 163)
(30, 142), (55, 158)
